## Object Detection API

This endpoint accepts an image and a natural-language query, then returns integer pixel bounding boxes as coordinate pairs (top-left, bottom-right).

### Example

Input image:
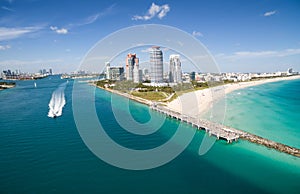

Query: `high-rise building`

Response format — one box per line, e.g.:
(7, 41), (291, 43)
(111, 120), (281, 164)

(150, 46), (163, 83)
(142, 68), (150, 81)
(49, 68), (53, 75)
(190, 72), (196, 81)
(105, 62), (124, 81)
(110, 67), (124, 81)
(106, 62), (111, 80)
(126, 53), (140, 83)
(169, 54), (182, 83)
(15, 69), (21, 75)
(138, 69), (143, 82)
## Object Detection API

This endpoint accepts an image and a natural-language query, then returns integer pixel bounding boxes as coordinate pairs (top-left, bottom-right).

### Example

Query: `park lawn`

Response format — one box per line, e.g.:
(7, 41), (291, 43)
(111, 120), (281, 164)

(131, 91), (167, 101)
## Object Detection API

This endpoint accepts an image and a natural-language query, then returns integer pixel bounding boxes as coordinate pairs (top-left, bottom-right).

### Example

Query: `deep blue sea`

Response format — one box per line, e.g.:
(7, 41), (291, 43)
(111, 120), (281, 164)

(0, 75), (299, 193)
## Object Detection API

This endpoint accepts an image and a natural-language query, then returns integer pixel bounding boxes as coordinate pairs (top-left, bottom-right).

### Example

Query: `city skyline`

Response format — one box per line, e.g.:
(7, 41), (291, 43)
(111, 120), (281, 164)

(0, 0), (300, 73)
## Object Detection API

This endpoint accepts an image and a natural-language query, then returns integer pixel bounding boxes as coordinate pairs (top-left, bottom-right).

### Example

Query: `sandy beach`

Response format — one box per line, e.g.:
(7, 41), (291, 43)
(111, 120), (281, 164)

(167, 75), (300, 117)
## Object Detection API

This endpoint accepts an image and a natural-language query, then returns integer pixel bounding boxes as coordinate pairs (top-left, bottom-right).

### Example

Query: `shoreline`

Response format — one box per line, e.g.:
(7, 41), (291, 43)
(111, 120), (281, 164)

(92, 75), (300, 158)
(167, 75), (300, 117)
(92, 84), (153, 106)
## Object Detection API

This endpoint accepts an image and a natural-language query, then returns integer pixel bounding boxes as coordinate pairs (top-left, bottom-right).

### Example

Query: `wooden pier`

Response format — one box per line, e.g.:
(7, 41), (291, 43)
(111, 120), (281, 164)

(150, 104), (240, 143)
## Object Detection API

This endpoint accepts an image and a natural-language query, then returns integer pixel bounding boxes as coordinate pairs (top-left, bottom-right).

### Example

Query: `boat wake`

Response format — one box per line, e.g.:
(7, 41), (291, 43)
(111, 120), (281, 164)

(48, 82), (67, 118)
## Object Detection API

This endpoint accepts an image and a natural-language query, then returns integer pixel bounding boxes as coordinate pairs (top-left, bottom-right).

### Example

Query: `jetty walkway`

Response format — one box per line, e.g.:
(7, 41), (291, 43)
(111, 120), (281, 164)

(150, 104), (240, 143)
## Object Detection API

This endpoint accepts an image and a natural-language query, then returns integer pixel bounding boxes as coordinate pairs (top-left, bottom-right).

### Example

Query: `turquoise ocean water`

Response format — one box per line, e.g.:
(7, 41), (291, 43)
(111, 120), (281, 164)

(222, 79), (300, 148)
(0, 76), (299, 193)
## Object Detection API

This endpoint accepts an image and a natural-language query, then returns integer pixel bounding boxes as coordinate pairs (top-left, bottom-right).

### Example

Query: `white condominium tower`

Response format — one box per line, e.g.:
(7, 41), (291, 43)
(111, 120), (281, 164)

(105, 62), (111, 80)
(169, 54), (182, 83)
(150, 46), (163, 83)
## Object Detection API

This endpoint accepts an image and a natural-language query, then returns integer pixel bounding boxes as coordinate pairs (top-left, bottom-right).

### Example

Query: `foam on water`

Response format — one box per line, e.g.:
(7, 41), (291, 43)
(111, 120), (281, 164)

(47, 82), (67, 118)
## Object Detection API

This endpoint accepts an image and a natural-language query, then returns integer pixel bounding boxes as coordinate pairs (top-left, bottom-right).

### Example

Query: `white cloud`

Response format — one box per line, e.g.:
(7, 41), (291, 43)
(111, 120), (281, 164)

(56, 28), (68, 34)
(278, 48), (300, 57)
(157, 4), (170, 19)
(264, 10), (276, 17)
(84, 13), (101, 25)
(140, 47), (169, 53)
(132, 3), (170, 21)
(216, 48), (300, 60)
(69, 4), (115, 28)
(50, 26), (57, 31)
(234, 50), (277, 57)
(50, 26), (68, 34)
(177, 41), (184, 47)
(1, 6), (14, 12)
(0, 26), (42, 41)
(192, 31), (203, 37)
(0, 59), (63, 66)
(141, 47), (152, 53)
(0, 44), (11, 50)
(70, 13), (102, 27)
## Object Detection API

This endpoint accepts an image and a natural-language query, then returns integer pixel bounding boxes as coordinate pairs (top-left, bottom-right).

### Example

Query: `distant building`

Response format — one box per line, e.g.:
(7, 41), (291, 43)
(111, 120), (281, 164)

(150, 46), (163, 83)
(106, 62), (111, 80)
(142, 68), (150, 81)
(110, 67), (124, 81)
(182, 72), (191, 82)
(133, 64), (140, 83)
(15, 69), (21, 75)
(2, 69), (18, 80)
(49, 68), (53, 75)
(106, 62), (124, 81)
(169, 54), (182, 83)
(126, 53), (140, 83)
(3, 70), (11, 76)
(287, 68), (293, 75)
(138, 69), (143, 82)
(190, 71), (196, 81)
(38, 69), (48, 75)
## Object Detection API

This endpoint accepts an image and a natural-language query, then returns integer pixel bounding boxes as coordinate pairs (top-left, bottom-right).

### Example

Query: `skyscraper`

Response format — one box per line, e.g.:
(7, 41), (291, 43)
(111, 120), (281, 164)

(126, 53), (140, 83)
(106, 62), (124, 81)
(105, 62), (111, 80)
(110, 67), (124, 81)
(169, 54), (182, 83)
(150, 46), (163, 83)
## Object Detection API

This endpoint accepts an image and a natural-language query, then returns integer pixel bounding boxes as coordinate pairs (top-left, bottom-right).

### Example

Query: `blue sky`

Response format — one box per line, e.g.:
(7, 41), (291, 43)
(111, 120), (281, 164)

(0, 0), (299, 73)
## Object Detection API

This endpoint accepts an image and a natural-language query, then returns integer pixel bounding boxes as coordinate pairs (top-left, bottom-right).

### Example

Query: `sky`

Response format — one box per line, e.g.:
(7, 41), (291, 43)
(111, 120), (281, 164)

(0, 0), (300, 73)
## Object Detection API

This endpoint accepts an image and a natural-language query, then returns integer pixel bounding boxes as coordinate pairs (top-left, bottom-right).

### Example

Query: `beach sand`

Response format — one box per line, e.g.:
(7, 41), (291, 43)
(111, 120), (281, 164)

(167, 75), (300, 117)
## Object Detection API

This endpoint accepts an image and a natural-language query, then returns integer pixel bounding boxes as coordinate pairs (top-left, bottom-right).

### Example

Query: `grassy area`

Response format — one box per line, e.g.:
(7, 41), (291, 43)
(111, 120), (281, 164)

(131, 91), (167, 101)
(95, 79), (235, 102)
(95, 80), (116, 88)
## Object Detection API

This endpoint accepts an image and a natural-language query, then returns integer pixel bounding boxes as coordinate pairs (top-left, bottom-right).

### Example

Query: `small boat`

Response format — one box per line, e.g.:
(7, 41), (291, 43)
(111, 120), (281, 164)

(52, 110), (59, 119)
